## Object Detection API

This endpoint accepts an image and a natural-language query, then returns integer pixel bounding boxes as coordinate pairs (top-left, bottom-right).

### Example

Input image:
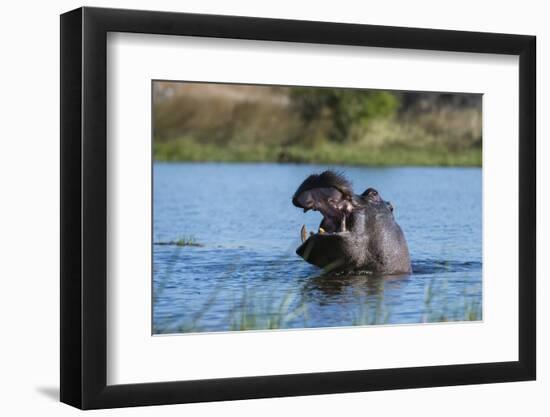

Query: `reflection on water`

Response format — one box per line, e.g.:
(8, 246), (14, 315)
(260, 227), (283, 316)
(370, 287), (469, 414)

(153, 163), (482, 333)
(304, 274), (409, 301)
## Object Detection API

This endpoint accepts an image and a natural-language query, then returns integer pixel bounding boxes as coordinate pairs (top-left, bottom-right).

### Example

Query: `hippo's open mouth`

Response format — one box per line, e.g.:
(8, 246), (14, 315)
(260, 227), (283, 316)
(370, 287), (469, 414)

(292, 171), (356, 244)
(295, 219), (353, 273)
(298, 207), (349, 245)
(291, 171), (359, 270)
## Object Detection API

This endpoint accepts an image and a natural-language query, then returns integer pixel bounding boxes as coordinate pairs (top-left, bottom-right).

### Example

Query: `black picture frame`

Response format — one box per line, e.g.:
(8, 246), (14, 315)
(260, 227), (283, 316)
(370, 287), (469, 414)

(60, 6), (536, 410)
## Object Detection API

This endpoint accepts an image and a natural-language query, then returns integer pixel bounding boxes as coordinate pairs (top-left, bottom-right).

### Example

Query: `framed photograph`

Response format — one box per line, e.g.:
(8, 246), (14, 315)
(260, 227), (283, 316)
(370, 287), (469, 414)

(60, 6), (536, 409)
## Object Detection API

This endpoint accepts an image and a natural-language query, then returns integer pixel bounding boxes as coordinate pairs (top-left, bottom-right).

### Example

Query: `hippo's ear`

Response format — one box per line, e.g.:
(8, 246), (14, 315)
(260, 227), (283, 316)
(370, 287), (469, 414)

(386, 201), (394, 212)
(361, 188), (376, 196)
(361, 188), (383, 203)
(361, 188), (378, 197)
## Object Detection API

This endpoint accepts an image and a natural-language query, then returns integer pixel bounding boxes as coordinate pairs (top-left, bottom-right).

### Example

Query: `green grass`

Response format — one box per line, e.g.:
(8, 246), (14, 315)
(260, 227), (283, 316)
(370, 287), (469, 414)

(154, 236), (203, 247)
(154, 276), (482, 334)
(154, 136), (481, 167)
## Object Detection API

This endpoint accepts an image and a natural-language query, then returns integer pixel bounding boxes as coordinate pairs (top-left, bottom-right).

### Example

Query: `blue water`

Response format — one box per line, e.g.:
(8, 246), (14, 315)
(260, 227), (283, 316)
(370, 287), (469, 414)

(153, 163), (482, 333)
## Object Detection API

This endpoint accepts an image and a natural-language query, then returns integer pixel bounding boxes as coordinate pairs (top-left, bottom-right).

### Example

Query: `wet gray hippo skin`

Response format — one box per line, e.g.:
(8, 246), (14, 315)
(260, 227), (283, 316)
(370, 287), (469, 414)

(293, 171), (412, 275)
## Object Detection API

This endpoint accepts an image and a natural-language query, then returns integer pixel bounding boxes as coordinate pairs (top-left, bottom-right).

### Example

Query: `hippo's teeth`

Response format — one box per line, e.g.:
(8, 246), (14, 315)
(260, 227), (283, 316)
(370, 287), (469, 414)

(300, 224), (307, 243)
(318, 227), (326, 234)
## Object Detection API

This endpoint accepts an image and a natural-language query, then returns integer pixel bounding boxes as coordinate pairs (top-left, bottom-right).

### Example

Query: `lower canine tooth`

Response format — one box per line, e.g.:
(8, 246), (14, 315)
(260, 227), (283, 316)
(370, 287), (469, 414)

(318, 227), (326, 234)
(300, 225), (307, 243)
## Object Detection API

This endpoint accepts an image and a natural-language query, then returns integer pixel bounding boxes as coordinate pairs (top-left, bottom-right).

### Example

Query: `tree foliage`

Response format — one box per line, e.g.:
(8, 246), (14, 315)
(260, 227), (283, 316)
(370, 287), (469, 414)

(290, 88), (399, 142)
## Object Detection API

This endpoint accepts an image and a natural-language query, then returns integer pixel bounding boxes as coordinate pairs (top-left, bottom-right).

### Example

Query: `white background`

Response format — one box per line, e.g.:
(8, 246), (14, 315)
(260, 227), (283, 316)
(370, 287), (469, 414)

(108, 34), (519, 384)
(0, 0), (546, 416)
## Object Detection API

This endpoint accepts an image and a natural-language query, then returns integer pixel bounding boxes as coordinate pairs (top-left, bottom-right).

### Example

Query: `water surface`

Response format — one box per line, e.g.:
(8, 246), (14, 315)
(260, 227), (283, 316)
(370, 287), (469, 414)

(153, 163), (482, 333)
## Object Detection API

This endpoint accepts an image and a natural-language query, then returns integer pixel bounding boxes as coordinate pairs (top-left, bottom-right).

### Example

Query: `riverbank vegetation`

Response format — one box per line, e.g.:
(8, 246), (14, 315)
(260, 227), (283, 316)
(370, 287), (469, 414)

(153, 82), (482, 166)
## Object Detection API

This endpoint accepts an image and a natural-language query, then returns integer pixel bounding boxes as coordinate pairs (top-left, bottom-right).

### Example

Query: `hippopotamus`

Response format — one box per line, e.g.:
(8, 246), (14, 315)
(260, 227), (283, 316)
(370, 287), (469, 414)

(292, 170), (411, 275)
